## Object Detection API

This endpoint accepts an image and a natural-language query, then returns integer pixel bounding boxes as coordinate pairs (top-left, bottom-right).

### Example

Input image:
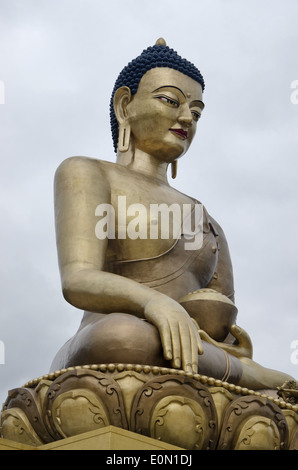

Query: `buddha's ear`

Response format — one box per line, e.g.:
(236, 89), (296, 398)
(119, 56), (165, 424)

(113, 86), (132, 125)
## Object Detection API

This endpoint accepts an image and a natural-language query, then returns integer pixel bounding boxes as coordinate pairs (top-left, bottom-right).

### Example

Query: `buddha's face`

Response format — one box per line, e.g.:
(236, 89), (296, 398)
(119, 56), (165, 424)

(126, 67), (204, 162)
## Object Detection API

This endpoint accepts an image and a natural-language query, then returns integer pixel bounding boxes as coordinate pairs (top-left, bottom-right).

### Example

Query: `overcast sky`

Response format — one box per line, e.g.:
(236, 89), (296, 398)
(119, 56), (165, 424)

(1, 0), (298, 406)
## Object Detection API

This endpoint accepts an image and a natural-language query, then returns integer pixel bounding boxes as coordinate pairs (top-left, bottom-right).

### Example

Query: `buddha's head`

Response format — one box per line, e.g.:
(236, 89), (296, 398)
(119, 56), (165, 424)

(110, 39), (205, 163)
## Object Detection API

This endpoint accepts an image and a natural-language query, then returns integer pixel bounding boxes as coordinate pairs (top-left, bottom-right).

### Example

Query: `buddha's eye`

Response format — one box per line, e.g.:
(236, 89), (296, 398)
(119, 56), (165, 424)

(155, 95), (179, 107)
(191, 111), (201, 122)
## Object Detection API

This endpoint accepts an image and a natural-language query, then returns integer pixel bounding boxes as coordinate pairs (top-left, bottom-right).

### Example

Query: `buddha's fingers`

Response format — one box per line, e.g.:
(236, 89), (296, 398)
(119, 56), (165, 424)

(190, 325), (200, 373)
(161, 318), (197, 374)
(157, 317), (174, 363)
(230, 324), (253, 359)
(171, 321), (182, 370)
(198, 325), (253, 359)
(179, 321), (201, 374)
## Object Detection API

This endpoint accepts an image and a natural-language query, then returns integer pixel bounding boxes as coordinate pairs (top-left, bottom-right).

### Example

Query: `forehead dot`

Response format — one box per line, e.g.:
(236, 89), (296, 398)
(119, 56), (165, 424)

(186, 92), (191, 98)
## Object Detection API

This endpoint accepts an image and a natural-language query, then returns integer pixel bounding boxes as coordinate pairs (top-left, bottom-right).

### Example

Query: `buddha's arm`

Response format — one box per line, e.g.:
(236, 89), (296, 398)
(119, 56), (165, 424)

(54, 156), (202, 373)
(206, 217), (235, 302)
(202, 217), (253, 358)
(55, 157), (170, 314)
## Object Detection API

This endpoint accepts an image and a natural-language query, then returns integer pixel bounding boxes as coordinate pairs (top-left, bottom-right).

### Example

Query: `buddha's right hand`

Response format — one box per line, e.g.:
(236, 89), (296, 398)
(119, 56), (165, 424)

(144, 294), (203, 374)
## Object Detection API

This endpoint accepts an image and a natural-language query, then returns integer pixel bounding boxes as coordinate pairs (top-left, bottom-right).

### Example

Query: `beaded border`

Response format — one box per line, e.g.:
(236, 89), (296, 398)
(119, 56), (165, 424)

(22, 363), (298, 413)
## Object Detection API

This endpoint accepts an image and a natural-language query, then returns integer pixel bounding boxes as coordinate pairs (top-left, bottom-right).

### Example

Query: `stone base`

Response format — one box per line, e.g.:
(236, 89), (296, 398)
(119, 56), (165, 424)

(0, 425), (182, 450)
(1, 363), (298, 450)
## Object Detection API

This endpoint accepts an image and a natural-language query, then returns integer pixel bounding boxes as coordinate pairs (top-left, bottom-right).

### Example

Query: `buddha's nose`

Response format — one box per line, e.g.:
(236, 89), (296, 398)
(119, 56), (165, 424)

(178, 106), (193, 127)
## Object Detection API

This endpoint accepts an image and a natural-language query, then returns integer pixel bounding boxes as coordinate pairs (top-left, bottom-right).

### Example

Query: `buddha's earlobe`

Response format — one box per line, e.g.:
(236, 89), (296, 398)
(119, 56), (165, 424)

(118, 123), (131, 152)
(171, 160), (178, 179)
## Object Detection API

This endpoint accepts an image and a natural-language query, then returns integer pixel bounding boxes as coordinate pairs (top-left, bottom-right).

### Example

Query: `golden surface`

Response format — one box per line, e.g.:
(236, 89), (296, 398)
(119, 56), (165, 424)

(49, 40), (295, 391)
(0, 426), (183, 450)
(1, 364), (297, 450)
(1, 39), (297, 451)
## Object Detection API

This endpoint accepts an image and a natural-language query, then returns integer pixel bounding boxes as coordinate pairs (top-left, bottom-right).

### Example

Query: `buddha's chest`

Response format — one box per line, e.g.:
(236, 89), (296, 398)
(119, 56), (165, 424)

(104, 185), (199, 260)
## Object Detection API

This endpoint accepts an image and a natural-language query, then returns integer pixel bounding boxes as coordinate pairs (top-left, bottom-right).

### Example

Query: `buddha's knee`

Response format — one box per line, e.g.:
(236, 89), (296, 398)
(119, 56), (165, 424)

(67, 313), (166, 367)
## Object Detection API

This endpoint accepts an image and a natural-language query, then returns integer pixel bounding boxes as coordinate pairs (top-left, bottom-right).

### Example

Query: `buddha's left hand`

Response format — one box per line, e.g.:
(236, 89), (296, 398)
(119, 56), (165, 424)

(198, 324), (253, 359)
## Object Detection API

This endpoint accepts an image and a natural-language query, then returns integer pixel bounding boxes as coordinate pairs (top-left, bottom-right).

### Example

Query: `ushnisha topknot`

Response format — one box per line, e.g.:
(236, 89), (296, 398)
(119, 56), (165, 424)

(110, 38), (205, 153)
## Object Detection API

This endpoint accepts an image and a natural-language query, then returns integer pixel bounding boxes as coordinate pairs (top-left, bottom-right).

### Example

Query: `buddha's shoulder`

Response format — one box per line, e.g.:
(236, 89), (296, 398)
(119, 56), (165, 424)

(56, 156), (108, 172)
(55, 156), (124, 180)
(55, 156), (127, 178)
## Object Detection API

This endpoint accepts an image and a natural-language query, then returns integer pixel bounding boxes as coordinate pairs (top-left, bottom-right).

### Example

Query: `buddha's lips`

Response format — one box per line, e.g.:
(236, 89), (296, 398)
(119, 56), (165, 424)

(169, 128), (188, 140)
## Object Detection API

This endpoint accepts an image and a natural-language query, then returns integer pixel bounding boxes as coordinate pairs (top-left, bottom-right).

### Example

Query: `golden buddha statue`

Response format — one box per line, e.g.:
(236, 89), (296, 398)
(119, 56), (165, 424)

(50, 38), (294, 392)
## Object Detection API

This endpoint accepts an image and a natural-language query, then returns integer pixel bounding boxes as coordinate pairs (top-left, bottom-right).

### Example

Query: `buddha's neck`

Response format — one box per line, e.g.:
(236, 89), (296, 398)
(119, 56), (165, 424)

(117, 149), (169, 184)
